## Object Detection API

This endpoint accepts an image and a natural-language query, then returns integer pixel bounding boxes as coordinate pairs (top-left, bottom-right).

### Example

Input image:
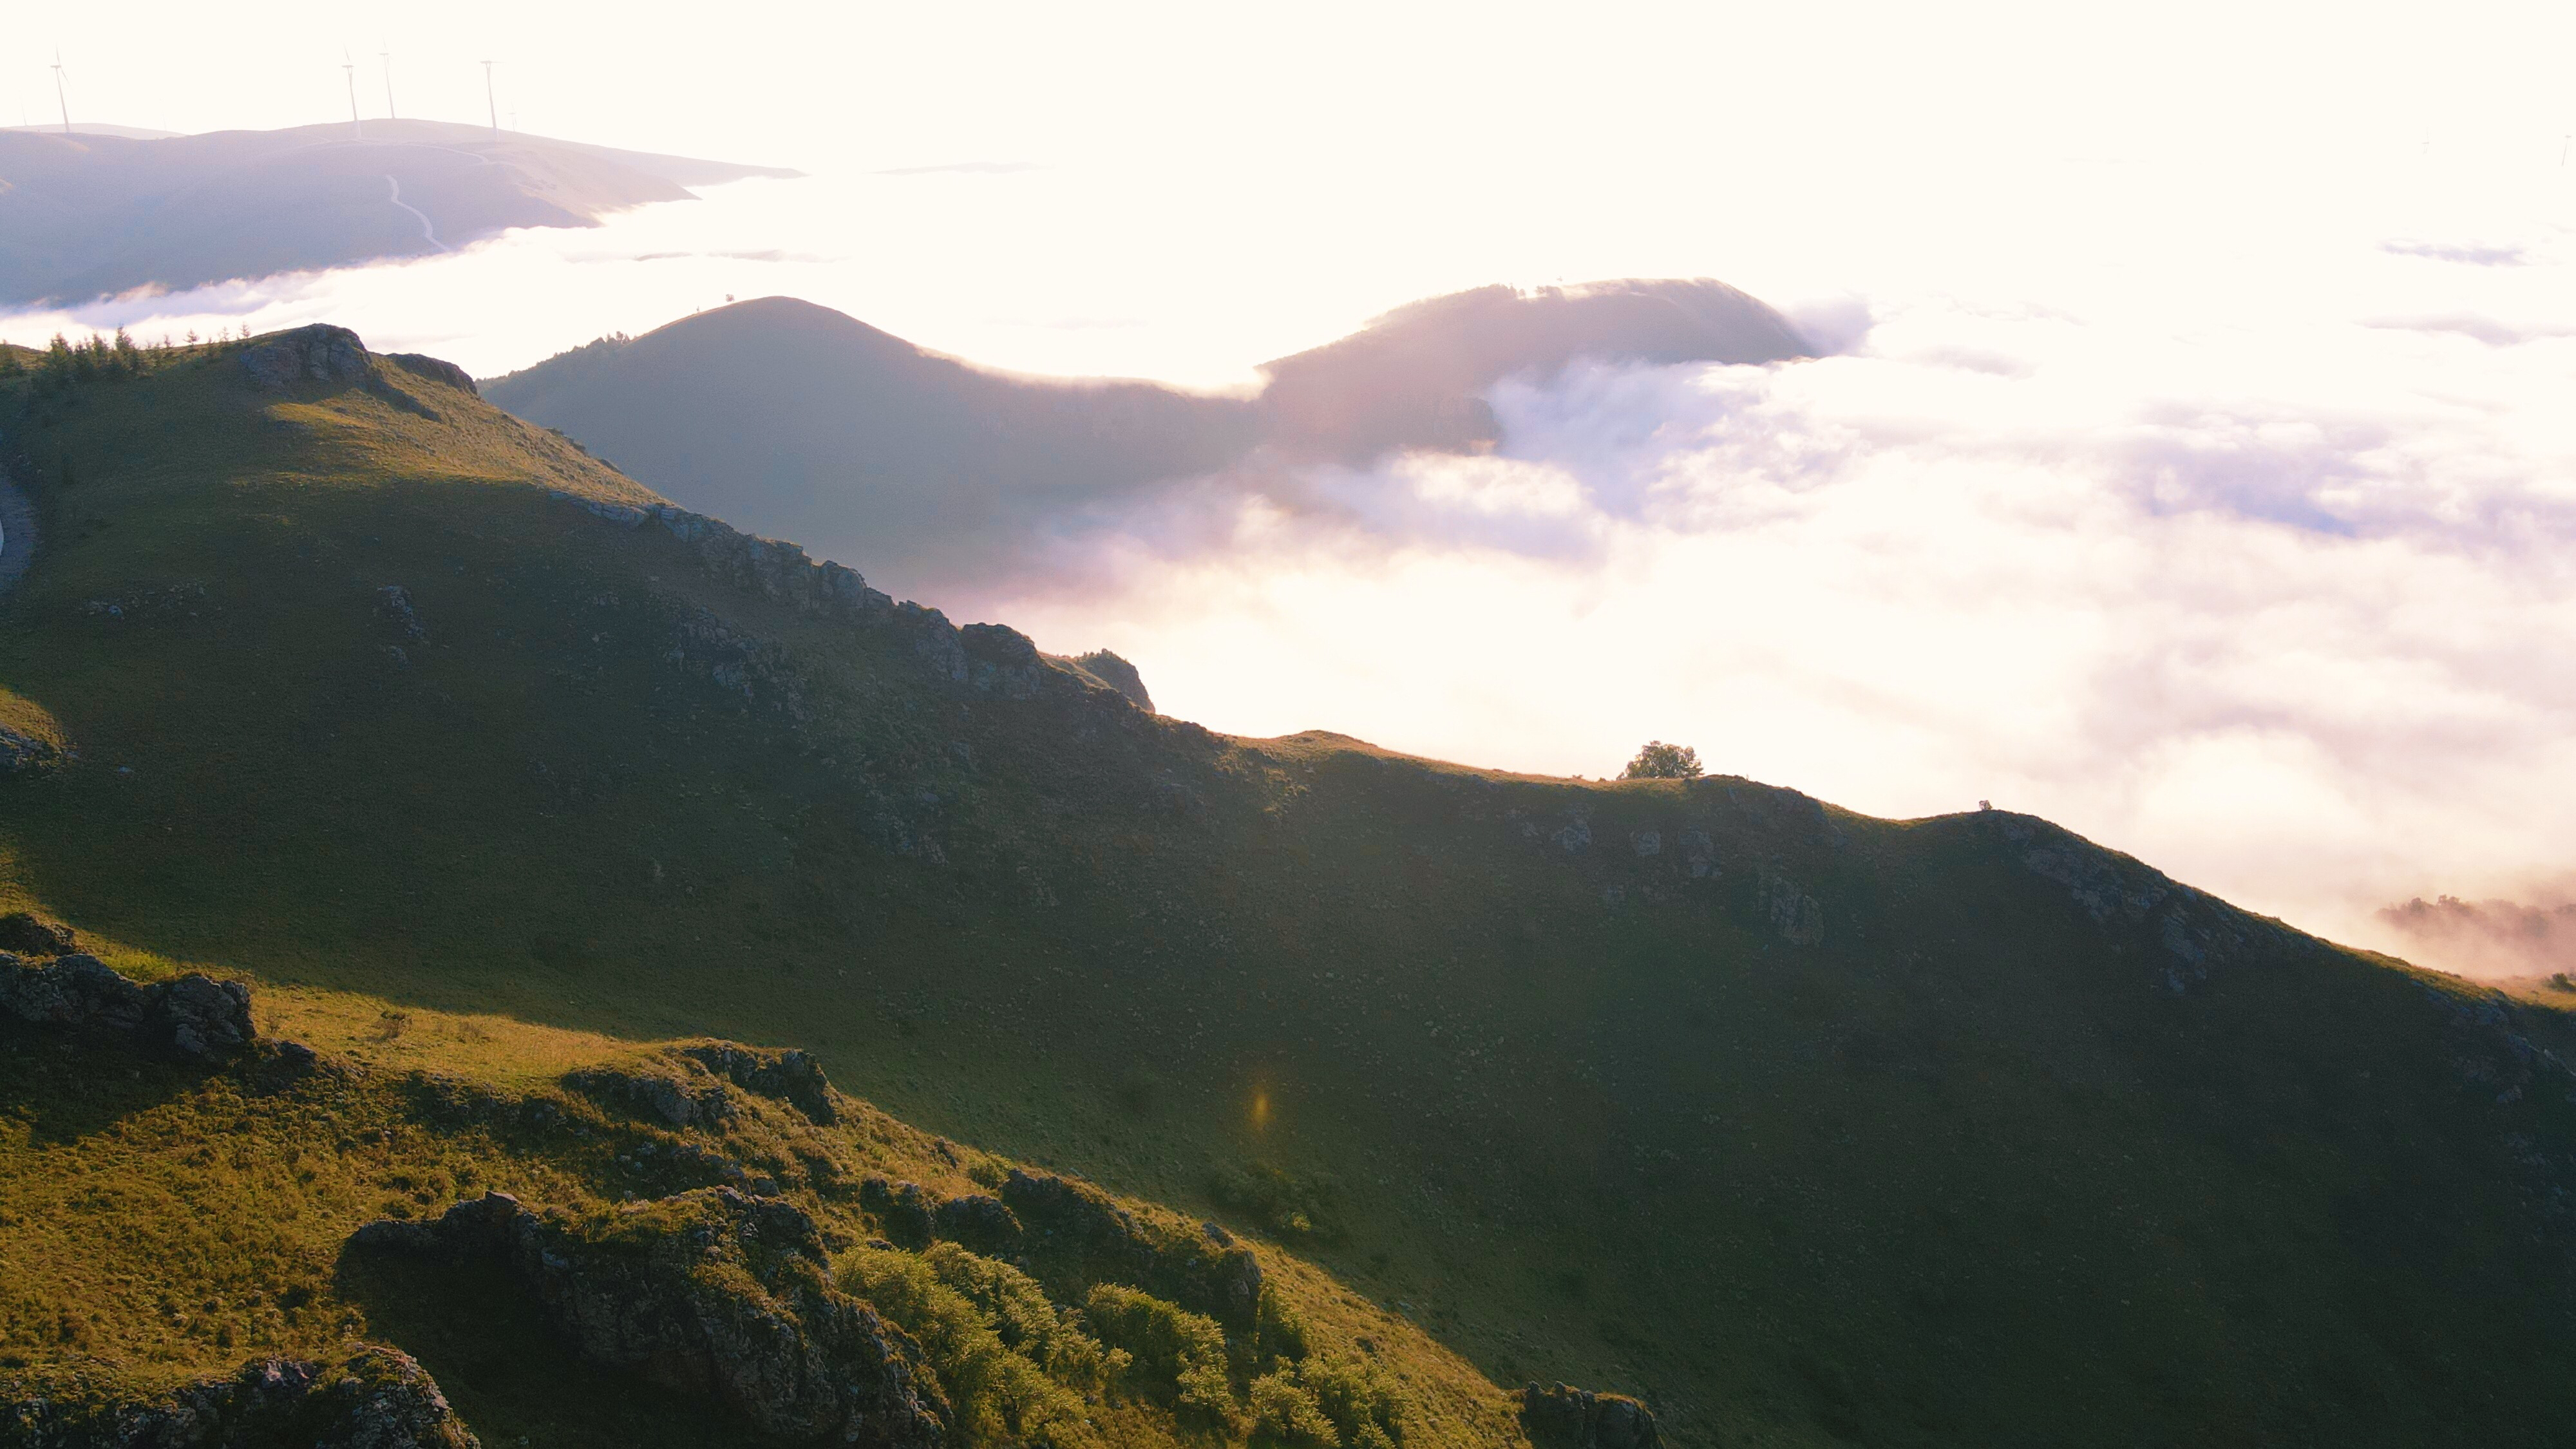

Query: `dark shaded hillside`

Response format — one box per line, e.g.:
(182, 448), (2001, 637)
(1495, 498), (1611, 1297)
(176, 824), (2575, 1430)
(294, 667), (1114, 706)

(1254, 279), (1813, 462)
(482, 281), (1814, 598)
(0, 120), (793, 306)
(7, 329), (2576, 1447)
(483, 297), (1263, 598)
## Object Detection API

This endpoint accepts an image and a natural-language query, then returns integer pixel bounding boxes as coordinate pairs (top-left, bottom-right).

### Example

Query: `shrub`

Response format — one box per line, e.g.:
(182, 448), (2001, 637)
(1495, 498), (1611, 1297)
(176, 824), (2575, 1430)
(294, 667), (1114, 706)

(1084, 1283), (1241, 1433)
(840, 1245), (1102, 1447)
(922, 1240), (1121, 1391)
(1251, 1354), (1404, 1449)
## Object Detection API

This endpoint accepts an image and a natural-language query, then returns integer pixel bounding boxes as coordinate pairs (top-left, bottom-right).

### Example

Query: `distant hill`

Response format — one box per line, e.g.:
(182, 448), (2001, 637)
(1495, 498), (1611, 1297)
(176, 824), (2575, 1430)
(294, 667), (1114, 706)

(484, 297), (1262, 596)
(484, 282), (1814, 596)
(1255, 279), (1812, 461)
(8, 325), (2576, 1447)
(0, 119), (794, 306)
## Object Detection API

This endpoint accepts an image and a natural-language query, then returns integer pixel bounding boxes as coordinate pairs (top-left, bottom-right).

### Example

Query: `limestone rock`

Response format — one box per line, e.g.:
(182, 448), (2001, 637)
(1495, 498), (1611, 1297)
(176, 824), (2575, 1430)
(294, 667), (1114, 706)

(0, 721), (64, 775)
(0, 953), (255, 1064)
(1520, 1382), (1663, 1449)
(0, 1345), (477, 1448)
(240, 324), (370, 393)
(679, 1041), (840, 1124)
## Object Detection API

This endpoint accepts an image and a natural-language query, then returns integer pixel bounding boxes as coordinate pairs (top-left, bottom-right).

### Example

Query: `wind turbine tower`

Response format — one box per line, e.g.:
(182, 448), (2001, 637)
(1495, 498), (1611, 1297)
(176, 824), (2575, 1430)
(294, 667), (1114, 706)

(50, 50), (69, 135)
(343, 50), (363, 139)
(381, 49), (396, 119)
(482, 60), (498, 135)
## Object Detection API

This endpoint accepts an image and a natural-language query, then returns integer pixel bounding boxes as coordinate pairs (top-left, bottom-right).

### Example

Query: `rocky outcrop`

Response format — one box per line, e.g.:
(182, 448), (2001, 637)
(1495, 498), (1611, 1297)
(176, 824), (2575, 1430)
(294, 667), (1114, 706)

(0, 1345), (477, 1448)
(1071, 650), (1154, 712)
(569, 1043), (841, 1132)
(565, 1056), (739, 1130)
(0, 953), (255, 1063)
(999, 1168), (1264, 1329)
(239, 325), (370, 393)
(350, 1188), (949, 1448)
(0, 912), (77, 957)
(958, 624), (1043, 699)
(679, 1042), (840, 1125)
(0, 721), (64, 775)
(388, 353), (478, 395)
(1520, 1383), (1663, 1449)
(542, 491), (1149, 710)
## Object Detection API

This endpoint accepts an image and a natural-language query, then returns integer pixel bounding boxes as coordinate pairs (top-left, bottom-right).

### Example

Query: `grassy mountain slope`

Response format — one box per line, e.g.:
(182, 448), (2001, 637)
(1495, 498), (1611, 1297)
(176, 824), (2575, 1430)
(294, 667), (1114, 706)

(482, 282), (1813, 599)
(8, 332), (2576, 1446)
(0, 120), (793, 307)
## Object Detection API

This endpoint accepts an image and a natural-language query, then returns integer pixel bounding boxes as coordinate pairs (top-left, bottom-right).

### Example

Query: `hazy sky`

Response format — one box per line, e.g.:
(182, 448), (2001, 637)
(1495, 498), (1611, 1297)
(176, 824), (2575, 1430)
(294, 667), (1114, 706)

(8, 1), (2576, 968)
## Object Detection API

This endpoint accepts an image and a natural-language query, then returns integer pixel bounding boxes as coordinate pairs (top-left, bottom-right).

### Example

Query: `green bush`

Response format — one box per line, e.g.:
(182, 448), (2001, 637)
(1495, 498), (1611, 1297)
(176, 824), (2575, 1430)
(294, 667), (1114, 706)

(1252, 1355), (1404, 1449)
(839, 1245), (1103, 1447)
(922, 1241), (1122, 1391)
(1083, 1283), (1242, 1433)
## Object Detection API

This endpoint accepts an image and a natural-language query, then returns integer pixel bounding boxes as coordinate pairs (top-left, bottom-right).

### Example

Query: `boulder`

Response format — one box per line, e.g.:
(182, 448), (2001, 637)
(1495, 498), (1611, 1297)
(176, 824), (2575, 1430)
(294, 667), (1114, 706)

(1520, 1382), (1664, 1449)
(0, 1345), (478, 1448)
(352, 1188), (949, 1448)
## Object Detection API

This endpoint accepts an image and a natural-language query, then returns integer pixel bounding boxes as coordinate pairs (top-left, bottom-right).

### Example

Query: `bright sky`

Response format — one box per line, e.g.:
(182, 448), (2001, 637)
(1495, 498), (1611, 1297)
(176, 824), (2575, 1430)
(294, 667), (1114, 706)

(8, 1), (2576, 967)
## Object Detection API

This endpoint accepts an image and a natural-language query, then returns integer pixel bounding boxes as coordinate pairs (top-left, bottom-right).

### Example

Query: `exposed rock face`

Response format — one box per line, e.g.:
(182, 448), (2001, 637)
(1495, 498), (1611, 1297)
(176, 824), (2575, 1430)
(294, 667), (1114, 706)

(568, 1043), (842, 1132)
(0, 721), (64, 775)
(0, 953), (256, 1063)
(998, 1168), (1264, 1329)
(350, 1189), (949, 1448)
(1520, 1383), (1663, 1449)
(376, 584), (426, 643)
(387, 353), (478, 395)
(679, 1041), (840, 1124)
(0, 1345), (478, 1448)
(1072, 649), (1154, 712)
(0, 911), (77, 956)
(240, 325), (370, 393)
(958, 624), (1042, 699)
(542, 490), (1153, 711)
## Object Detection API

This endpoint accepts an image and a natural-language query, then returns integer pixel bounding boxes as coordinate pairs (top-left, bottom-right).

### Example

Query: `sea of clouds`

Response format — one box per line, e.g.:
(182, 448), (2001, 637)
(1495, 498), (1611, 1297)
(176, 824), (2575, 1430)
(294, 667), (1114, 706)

(6, 44), (2575, 972)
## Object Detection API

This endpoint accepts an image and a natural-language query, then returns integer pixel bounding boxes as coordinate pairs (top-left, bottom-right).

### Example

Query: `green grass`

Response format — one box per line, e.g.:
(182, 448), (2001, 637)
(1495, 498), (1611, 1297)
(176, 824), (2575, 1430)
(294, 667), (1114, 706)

(5, 341), (2576, 1446)
(0, 987), (1515, 1448)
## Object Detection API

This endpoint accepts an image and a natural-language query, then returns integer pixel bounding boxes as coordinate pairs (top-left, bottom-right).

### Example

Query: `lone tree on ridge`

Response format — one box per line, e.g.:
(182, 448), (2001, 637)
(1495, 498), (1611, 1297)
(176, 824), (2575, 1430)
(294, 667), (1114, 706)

(1622, 741), (1703, 780)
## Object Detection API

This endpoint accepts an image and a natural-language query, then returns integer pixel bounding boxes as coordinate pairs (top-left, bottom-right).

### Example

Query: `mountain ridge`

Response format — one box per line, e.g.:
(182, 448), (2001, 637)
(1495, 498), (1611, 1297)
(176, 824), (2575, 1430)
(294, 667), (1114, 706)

(6, 325), (2576, 1446)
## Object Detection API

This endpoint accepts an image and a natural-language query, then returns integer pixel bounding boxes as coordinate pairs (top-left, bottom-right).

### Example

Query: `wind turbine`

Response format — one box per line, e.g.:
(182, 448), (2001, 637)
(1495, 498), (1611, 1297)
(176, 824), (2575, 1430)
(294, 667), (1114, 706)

(343, 49), (363, 139)
(482, 59), (498, 135)
(381, 48), (396, 120)
(50, 50), (69, 135)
